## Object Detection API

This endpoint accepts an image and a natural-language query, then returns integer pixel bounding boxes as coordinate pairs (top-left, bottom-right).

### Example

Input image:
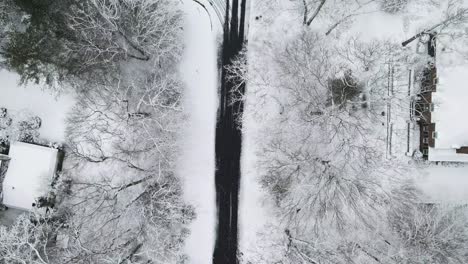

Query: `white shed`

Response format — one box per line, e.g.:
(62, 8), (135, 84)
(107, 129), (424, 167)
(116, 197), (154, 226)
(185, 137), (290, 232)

(2, 142), (58, 211)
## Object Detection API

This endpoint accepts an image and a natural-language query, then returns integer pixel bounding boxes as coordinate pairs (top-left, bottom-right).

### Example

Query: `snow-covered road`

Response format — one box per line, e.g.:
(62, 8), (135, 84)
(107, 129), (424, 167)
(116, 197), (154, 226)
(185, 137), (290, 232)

(417, 165), (468, 203)
(179, 1), (219, 263)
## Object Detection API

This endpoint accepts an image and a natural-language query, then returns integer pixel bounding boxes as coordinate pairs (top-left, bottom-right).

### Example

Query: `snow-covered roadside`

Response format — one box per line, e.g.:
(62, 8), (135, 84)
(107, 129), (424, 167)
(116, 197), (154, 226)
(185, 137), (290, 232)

(0, 69), (75, 143)
(239, 119), (270, 259)
(178, 1), (219, 263)
(239, 0), (281, 258)
(238, 0), (468, 259)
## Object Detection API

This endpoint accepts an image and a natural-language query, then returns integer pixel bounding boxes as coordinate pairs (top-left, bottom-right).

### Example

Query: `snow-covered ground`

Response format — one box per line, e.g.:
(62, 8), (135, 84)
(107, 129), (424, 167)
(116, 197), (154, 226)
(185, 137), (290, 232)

(240, 0), (468, 258)
(417, 165), (468, 203)
(239, 123), (270, 259)
(345, 1), (468, 203)
(178, 1), (219, 263)
(0, 70), (75, 143)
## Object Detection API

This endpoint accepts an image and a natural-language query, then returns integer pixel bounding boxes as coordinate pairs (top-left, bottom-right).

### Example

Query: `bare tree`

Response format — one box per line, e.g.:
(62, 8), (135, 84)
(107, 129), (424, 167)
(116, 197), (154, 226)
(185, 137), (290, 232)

(300, 0), (328, 26)
(1, 0), (182, 91)
(0, 214), (59, 264)
(23, 0), (194, 261)
(237, 31), (401, 236)
(385, 204), (468, 264)
(67, 0), (182, 67)
(56, 69), (192, 263)
(0, 0), (191, 262)
(243, 181), (468, 264)
(379, 0), (410, 13)
(292, 0), (378, 34)
(235, 20), (468, 263)
(402, 0), (468, 47)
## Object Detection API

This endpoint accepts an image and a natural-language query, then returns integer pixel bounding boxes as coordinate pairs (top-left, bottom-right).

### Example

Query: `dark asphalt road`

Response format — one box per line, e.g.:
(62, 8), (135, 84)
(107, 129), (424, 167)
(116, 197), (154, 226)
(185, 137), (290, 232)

(213, 0), (248, 263)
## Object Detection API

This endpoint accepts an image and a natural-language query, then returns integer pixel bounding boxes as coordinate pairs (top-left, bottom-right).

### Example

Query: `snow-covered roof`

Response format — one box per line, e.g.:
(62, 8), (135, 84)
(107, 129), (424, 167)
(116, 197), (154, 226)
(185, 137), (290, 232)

(432, 66), (468, 149)
(2, 142), (58, 211)
(429, 148), (468, 163)
(427, 38), (468, 162)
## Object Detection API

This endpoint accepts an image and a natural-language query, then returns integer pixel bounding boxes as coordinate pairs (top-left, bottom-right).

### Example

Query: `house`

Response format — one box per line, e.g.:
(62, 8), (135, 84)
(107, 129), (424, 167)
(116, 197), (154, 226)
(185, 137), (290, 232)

(1, 141), (58, 211)
(414, 34), (468, 162)
(0, 154), (10, 202)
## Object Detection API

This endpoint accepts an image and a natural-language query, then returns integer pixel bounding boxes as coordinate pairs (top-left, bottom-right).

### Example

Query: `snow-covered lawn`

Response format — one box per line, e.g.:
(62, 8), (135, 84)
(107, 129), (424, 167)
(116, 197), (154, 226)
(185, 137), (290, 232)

(0, 70), (75, 143)
(417, 165), (468, 203)
(178, 1), (219, 263)
(240, 0), (468, 259)
(342, 0), (468, 204)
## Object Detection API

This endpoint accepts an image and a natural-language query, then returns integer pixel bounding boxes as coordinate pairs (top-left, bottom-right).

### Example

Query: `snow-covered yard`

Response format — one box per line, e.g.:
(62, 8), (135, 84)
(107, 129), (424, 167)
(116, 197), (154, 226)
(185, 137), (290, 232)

(417, 165), (468, 203)
(346, 0), (468, 206)
(0, 70), (75, 143)
(240, 0), (468, 260)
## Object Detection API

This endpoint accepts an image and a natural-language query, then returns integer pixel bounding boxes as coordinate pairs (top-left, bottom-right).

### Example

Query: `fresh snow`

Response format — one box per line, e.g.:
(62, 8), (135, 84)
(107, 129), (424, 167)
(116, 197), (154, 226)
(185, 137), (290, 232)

(417, 165), (468, 203)
(431, 66), (468, 148)
(426, 13), (468, 161)
(345, 11), (408, 41)
(239, 0), (468, 258)
(239, 0), (281, 257)
(179, 1), (219, 263)
(0, 70), (75, 143)
(429, 63), (468, 162)
(429, 148), (468, 163)
(2, 142), (58, 211)
(240, 121), (270, 258)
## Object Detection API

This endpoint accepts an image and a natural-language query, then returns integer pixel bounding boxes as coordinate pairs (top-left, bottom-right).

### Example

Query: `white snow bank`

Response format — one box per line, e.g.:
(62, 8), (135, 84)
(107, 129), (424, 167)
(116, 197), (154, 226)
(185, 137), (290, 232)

(178, 1), (218, 263)
(2, 142), (58, 211)
(0, 70), (75, 143)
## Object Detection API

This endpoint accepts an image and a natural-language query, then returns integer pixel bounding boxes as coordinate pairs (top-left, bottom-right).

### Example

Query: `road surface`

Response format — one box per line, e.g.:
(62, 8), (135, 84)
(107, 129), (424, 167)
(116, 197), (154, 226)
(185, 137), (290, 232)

(180, 1), (219, 263)
(213, 0), (249, 263)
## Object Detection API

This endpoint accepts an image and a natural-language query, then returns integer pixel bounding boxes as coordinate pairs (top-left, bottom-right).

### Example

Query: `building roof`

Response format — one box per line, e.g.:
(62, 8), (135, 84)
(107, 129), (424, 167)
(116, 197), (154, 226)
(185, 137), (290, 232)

(429, 148), (468, 163)
(2, 142), (58, 211)
(432, 66), (468, 148)
(428, 37), (468, 162)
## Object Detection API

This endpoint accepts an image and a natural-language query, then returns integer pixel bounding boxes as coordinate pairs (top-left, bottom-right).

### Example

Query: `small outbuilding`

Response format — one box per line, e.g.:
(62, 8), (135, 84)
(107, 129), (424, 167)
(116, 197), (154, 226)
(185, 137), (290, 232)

(2, 142), (58, 211)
